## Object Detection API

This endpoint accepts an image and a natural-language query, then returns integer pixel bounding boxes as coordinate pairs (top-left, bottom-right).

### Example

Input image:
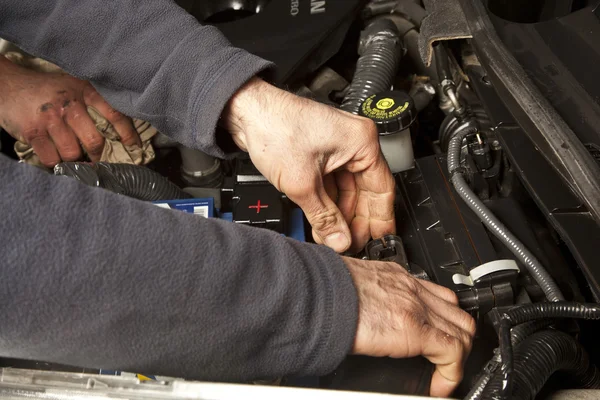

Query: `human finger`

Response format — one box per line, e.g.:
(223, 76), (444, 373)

(426, 308), (474, 360)
(47, 119), (82, 161)
(287, 174), (351, 253)
(26, 128), (61, 167)
(420, 324), (466, 398)
(313, 174), (339, 245)
(335, 170), (358, 228)
(354, 154), (396, 240)
(64, 102), (105, 161)
(421, 293), (476, 340)
(419, 279), (461, 305)
(84, 87), (140, 147)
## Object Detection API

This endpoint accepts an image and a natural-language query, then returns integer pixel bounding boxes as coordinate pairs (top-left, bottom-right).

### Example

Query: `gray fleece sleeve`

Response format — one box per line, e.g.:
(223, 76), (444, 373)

(0, 0), (358, 378)
(0, 0), (270, 157)
(0, 154), (358, 380)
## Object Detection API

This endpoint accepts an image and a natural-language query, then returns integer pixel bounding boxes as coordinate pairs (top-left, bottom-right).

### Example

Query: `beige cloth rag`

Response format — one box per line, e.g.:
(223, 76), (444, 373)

(4, 51), (158, 167)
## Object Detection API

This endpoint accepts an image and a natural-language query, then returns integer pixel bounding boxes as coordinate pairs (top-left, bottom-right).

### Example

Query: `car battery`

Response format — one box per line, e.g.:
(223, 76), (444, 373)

(152, 158), (305, 241)
(231, 184), (286, 233)
(229, 158), (289, 234)
(152, 198), (214, 218)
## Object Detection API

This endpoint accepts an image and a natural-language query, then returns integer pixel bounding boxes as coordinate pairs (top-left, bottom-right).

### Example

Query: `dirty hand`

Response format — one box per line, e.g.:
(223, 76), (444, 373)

(345, 257), (476, 398)
(0, 56), (140, 167)
(224, 77), (396, 253)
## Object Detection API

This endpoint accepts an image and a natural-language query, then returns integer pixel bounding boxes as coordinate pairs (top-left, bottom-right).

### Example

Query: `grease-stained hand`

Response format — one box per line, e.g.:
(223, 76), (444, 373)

(345, 257), (476, 397)
(224, 77), (396, 253)
(0, 56), (140, 167)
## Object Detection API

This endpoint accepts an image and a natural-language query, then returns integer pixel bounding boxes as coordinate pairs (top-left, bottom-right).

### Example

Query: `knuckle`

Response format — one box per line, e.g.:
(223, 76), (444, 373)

(461, 331), (474, 351)
(310, 208), (340, 232)
(85, 137), (104, 154)
(404, 300), (427, 322)
(464, 314), (477, 337)
(447, 335), (464, 356)
(465, 332), (473, 347)
(432, 327), (461, 351)
(286, 180), (316, 201)
(83, 86), (100, 101)
(359, 117), (378, 136)
(24, 128), (47, 141)
(445, 289), (460, 305)
(402, 275), (421, 295)
(107, 109), (126, 122)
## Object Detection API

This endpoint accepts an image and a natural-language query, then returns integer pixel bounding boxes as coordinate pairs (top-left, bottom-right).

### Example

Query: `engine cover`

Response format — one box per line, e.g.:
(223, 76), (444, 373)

(175, 0), (368, 83)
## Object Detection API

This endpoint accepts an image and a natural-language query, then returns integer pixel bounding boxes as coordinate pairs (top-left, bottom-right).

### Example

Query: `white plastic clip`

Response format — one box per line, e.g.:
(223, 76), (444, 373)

(452, 260), (520, 287)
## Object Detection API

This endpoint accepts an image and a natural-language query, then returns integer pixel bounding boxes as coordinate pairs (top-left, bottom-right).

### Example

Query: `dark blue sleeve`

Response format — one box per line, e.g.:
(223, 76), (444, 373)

(0, 154), (358, 380)
(0, 0), (272, 157)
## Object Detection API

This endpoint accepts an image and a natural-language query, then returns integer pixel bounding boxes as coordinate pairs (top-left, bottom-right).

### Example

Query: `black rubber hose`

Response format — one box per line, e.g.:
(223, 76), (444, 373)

(510, 319), (556, 345)
(362, 0), (427, 27)
(494, 303), (600, 400)
(448, 127), (564, 302)
(483, 330), (600, 400)
(434, 43), (453, 83)
(362, 1), (397, 19)
(340, 18), (403, 115)
(464, 319), (555, 400)
(439, 106), (491, 151)
(55, 162), (191, 201)
(371, 13), (436, 79)
(394, 1), (428, 27)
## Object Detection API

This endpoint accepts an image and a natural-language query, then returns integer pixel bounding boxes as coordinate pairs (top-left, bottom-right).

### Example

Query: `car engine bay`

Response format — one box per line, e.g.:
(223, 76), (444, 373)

(2, 0), (600, 399)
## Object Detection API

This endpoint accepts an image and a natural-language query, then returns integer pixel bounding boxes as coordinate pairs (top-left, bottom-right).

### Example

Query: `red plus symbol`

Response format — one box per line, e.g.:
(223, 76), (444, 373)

(248, 200), (269, 214)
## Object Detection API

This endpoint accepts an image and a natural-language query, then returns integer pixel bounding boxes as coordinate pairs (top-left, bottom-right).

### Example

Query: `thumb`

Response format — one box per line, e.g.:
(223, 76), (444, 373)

(289, 178), (352, 253)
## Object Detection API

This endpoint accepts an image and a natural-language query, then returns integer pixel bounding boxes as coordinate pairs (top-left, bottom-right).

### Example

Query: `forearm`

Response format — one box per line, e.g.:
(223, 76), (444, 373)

(0, 155), (357, 380)
(0, 0), (272, 156)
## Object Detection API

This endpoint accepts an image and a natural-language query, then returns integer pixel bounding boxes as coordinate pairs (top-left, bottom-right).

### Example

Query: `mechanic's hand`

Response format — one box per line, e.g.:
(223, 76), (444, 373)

(345, 257), (476, 398)
(225, 78), (396, 253)
(0, 57), (140, 167)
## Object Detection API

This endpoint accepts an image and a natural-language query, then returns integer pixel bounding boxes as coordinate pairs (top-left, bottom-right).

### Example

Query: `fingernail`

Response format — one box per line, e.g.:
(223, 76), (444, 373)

(325, 232), (350, 252)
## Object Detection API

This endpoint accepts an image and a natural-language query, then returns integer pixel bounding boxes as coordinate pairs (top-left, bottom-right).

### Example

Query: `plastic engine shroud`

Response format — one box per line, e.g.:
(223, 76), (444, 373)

(175, 0), (369, 83)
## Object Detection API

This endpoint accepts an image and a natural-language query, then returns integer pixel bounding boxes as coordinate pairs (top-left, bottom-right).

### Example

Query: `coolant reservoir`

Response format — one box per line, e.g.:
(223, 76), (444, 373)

(359, 91), (417, 173)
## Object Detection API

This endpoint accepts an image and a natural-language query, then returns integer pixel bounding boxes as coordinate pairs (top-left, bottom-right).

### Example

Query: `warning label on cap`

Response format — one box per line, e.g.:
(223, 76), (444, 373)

(361, 95), (409, 120)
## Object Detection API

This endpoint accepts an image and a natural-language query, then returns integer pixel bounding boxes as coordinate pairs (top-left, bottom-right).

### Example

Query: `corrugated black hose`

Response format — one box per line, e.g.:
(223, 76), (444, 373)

(464, 319), (556, 400)
(55, 162), (191, 201)
(489, 302), (600, 400)
(340, 18), (403, 115)
(482, 330), (600, 400)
